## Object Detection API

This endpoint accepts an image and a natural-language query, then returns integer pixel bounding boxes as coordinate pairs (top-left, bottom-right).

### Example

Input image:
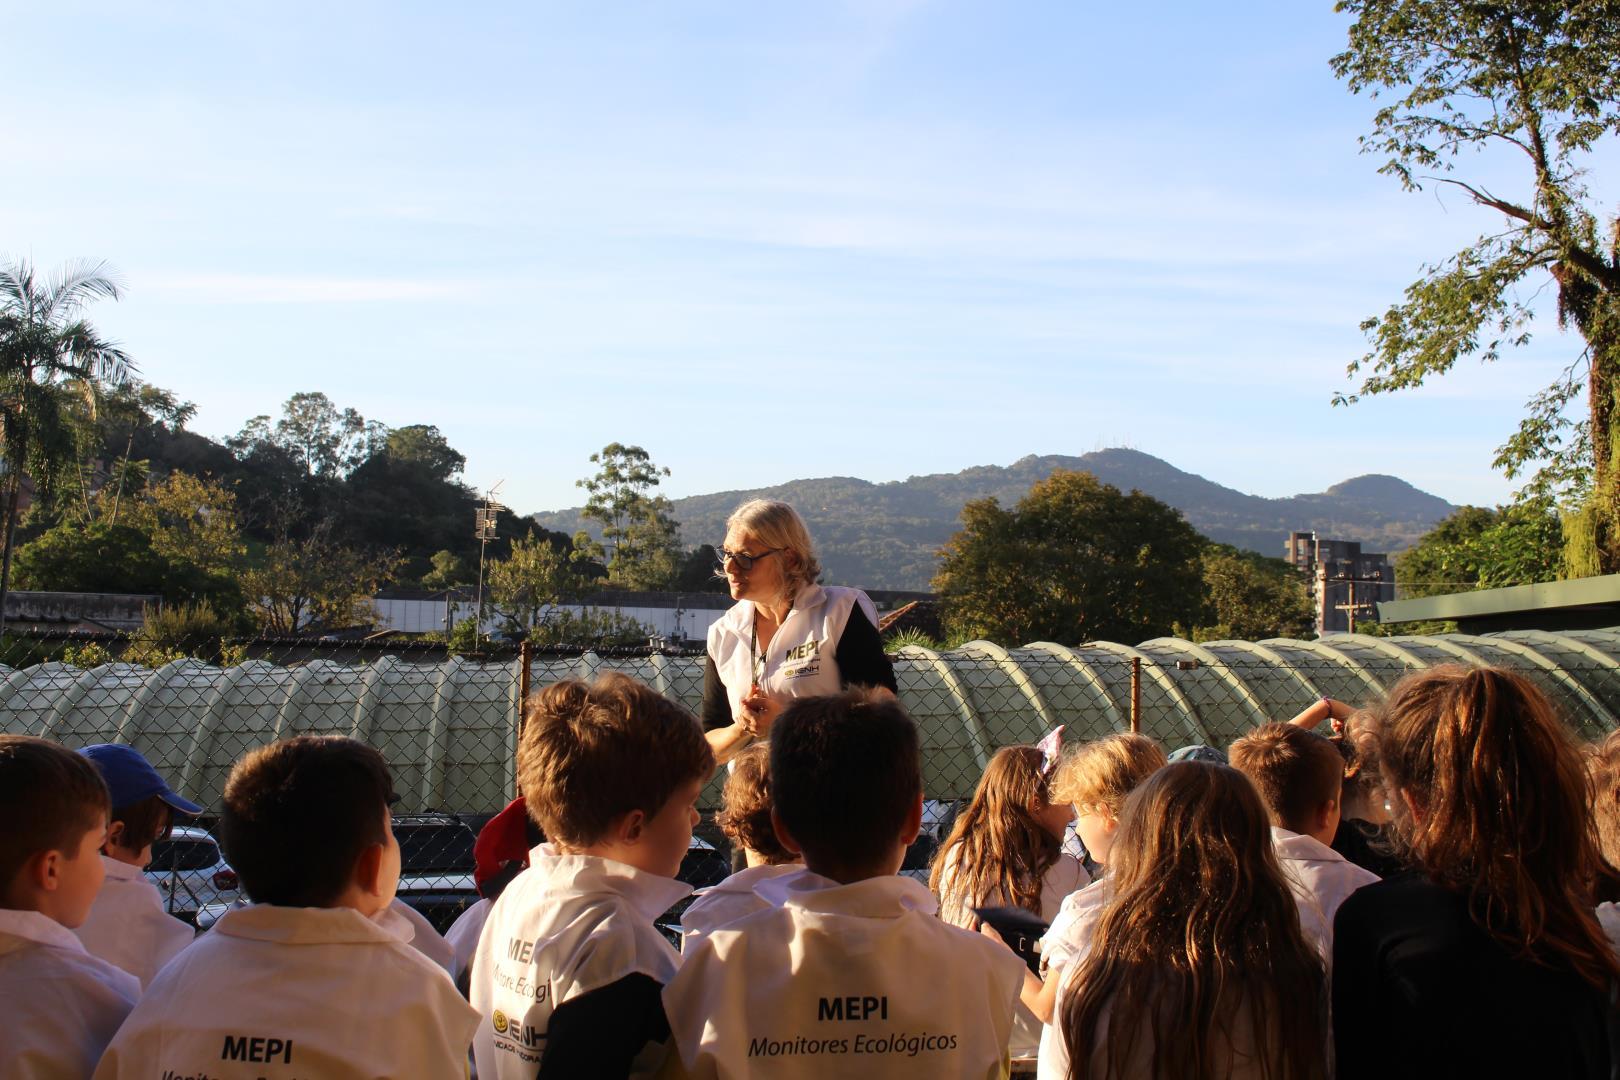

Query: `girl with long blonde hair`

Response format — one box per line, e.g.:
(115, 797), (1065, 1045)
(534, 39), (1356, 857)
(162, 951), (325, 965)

(1043, 762), (1329, 1080)
(1333, 665), (1620, 1079)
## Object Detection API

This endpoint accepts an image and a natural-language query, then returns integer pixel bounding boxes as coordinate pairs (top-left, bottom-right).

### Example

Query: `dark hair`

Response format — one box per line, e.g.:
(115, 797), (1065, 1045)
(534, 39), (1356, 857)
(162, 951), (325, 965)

(109, 794), (173, 855)
(1380, 664), (1620, 989)
(1062, 762), (1328, 1080)
(0, 735), (110, 888)
(518, 673), (714, 847)
(770, 689), (920, 879)
(220, 736), (394, 908)
(1228, 723), (1344, 834)
(717, 744), (793, 864)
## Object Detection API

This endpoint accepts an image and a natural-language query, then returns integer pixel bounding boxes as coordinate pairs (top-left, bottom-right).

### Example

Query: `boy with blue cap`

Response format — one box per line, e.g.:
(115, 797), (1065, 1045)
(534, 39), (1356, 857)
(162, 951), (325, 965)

(74, 744), (202, 987)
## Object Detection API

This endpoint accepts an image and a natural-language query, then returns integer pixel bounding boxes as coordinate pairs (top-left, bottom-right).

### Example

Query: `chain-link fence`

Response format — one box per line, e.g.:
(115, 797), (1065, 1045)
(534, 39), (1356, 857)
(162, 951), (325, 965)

(3, 627), (1619, 929)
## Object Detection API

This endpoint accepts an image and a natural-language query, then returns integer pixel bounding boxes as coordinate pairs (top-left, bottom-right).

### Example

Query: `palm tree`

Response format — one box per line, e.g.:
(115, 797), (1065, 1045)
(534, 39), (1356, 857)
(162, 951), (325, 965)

(0, 258), (135, 630)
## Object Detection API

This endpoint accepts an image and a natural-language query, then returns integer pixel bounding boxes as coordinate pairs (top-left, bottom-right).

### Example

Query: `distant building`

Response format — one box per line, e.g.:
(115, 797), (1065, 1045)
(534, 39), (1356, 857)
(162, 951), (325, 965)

(1283, 532), (1395, 635)
(1, 591), (158, 633)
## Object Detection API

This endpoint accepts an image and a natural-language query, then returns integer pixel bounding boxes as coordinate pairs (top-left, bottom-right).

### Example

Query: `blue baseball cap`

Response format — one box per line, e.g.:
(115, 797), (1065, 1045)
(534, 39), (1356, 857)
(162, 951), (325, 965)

(78, 744), (203, 816)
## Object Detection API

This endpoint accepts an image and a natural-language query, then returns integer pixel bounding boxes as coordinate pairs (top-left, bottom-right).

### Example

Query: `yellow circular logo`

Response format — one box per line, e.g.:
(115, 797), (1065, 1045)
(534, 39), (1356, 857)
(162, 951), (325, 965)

(493, 1010), (509, 1035)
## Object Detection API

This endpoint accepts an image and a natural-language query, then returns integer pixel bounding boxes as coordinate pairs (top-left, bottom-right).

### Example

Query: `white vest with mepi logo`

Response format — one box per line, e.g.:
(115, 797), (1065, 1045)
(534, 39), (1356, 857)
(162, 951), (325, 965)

(707, 584), (880, 723)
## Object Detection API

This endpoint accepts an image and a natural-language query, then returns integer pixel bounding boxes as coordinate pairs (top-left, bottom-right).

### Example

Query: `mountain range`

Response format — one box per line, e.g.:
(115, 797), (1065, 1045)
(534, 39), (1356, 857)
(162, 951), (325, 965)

(531, 448), (1459, 591)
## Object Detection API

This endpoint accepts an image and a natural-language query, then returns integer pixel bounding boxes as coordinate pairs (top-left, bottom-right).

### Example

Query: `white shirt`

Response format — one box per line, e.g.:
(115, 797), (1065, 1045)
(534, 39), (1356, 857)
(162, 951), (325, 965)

(73, 855), (194, 989)
(1271, 826), (1379, 954)
(469, 844), (692, 1080)
(1039, 876), (1110, 980)
(934, 845), (1087, 1057)
(934, 844), (1087, 927)
(663, 871), (1025, 1079)
(445, 896), (492, 982)
(679, 863), (808, 950)
(94, 903), (478, 1080)
(389, 896), (456, 976)
(707, 584), (881, 723)
(0, 907), (139, 1080)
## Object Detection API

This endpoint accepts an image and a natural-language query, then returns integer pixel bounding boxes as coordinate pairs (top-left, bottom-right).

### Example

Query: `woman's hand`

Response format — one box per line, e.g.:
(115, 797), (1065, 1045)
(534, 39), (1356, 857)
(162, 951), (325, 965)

(741, 684), (785, 740)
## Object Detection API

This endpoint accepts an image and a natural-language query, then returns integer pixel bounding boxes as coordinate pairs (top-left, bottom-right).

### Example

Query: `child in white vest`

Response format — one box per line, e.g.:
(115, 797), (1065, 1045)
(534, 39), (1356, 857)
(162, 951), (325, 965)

(0, 735), (139, 1080)
(680, 744), (805, 949)
(95, 736), (478, 1079)
(1229, 722), (1379, 951)
(73, 743), (200, 988)
(469, 674), (716, 1080)
(663, 689), (1025, 1079)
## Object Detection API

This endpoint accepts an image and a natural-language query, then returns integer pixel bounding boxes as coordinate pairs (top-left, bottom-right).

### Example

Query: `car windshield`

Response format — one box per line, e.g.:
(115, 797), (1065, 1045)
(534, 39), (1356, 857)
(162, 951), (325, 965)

(149, 839), (218, 872)
(395, 823), (476, 873)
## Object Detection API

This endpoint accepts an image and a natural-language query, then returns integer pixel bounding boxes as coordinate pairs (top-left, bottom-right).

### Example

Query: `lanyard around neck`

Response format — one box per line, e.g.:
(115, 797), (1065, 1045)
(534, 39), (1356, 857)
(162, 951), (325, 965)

(749, 600), (793, 688)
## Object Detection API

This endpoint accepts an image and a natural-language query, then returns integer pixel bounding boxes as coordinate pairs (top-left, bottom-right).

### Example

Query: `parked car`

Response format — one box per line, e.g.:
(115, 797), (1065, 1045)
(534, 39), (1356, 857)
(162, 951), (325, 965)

(145, 825), (239, 923)
(392, 813), (481, 935)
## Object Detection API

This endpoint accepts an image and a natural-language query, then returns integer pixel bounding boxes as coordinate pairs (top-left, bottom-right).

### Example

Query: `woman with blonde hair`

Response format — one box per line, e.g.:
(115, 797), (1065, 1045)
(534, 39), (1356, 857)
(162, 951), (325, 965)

(1042, 762), (1329, 1080)
(700, 499), (896, 763)
(1333, 665), (1619, 1078)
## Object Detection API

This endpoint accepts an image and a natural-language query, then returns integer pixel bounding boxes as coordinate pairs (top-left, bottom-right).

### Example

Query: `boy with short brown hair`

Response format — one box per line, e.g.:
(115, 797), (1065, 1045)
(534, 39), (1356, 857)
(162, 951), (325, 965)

(661, 689), (1025, 1079)
(95, 735), (478, 1078)
(471, 673), (715, 1080)
(1229, 721), (1379, 940)
(0, 734), (139, 1080)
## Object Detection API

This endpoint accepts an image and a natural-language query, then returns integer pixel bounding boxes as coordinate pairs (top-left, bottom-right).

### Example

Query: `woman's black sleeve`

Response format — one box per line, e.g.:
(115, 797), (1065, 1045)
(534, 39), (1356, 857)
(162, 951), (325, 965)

(701, 655), (734, 731)
(835, 606), (898, 693)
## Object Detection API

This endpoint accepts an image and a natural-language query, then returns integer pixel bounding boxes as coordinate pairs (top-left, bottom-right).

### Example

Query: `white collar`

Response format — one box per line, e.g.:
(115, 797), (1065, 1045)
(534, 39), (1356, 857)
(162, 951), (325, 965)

(527, 843), (692, 920)
(755, 871), (939, 918)
(100, 854), (144, 882)
(1271, 826), (1348, 864)
(719, 583), (828, 635)
(694, 862), (806, 899)
(214, 903), (415, 946)
(0, 907), (89, 953)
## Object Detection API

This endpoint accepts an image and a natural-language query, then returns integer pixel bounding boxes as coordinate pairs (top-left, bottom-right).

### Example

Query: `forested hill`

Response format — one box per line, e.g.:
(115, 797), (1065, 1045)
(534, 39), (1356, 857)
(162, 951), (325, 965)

(531, 448), (1458, 591)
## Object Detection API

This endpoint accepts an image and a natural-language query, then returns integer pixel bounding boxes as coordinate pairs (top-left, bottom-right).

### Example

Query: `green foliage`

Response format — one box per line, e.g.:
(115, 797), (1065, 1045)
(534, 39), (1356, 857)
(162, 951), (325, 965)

(884, 627), (942, 650)
(421, 549), (473, 590)
(1332, 1), (1620, 568)
(527, 607), (652, 648)
(124, 600), (242, 667)
(443, 615), (484, 658)
(242, 517), (401, 635)
(61, 640), (115, 668)
(13, 519), (244, 615)
(228, 392), (387, 480)
(486, 531), (594, 635)
(1395, 502), (1563, 599)
(577, 443), (682, 589)
(1186, 546), (1314, 643)
(934, 470), (1205, 647)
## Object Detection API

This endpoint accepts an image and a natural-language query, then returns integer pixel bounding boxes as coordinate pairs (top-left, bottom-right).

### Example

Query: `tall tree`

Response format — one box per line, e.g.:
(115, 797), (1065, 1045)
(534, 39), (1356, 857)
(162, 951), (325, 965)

(934, 470), (1205, 646)
(486, 531), (594, 636)
(241, 515), (401, 635)
(1186, 546), (1314, 643)
(1332, 1), (1620, 573)
(576, 443), (682, 589)
(0, 259), (134, 629)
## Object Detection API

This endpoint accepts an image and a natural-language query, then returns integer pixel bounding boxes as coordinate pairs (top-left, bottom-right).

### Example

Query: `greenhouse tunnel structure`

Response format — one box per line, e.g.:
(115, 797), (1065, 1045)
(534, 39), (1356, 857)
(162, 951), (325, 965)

(2, 628), (1617, 814)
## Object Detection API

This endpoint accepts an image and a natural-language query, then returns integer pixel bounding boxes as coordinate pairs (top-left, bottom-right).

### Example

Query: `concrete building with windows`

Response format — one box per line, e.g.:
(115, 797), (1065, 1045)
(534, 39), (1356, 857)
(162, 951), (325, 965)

(1283, 532), (1395, 635)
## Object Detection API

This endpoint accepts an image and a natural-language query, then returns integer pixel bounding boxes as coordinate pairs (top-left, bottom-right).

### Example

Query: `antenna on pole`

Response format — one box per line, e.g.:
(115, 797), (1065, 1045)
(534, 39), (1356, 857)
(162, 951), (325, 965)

(474, 482), (507, 646)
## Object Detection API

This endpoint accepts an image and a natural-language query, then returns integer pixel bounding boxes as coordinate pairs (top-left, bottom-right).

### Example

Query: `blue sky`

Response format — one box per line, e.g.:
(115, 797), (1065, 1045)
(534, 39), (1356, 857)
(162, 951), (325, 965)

(1, 1), (1592, 518)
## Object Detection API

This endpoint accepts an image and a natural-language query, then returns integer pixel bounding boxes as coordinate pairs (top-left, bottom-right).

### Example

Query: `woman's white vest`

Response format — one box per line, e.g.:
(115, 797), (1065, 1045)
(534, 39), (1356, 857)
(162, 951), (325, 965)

(707, 584), (880, 722)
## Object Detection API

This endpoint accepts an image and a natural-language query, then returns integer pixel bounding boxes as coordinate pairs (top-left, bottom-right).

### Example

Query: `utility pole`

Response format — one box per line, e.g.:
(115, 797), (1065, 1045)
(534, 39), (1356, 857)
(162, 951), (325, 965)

(473, 482), (507, 644)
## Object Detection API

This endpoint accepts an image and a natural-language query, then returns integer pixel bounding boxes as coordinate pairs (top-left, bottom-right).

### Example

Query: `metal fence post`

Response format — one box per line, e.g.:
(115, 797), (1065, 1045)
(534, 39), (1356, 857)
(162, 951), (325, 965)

(1130, 656), (1141, 734)
(518, 639), (533, 734)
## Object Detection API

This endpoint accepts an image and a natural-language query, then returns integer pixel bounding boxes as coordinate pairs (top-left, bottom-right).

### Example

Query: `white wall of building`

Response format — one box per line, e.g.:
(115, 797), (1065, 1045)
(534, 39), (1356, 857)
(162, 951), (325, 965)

(368, 597), (731, 641)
